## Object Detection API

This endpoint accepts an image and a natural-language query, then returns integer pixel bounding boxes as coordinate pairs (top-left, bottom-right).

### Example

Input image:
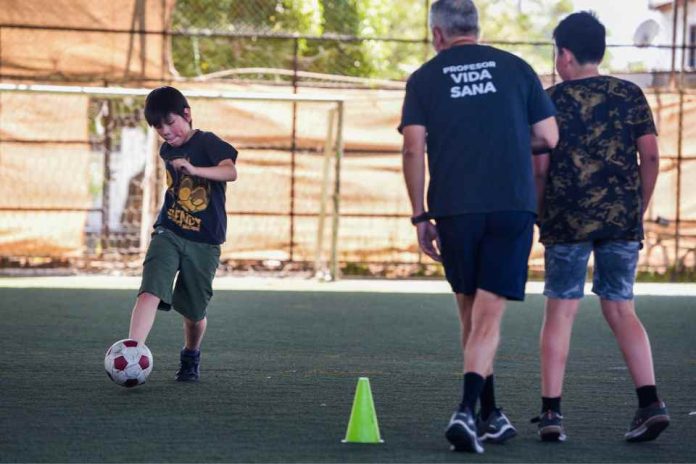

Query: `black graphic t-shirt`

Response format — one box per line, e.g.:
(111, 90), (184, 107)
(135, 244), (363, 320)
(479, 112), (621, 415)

(539, 76), (656, 245)
(399, 44), (556, 216)
(155, 130), (238, 244)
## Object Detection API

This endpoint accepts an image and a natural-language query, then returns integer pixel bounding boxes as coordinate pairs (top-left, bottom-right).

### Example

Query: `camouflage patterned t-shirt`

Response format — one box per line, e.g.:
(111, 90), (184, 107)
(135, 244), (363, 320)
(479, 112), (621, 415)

(539, 76), (656, 245)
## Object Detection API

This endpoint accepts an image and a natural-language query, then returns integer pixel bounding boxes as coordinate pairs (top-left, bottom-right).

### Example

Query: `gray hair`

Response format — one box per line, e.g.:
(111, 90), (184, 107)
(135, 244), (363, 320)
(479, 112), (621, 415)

(430, 0), (479, 38)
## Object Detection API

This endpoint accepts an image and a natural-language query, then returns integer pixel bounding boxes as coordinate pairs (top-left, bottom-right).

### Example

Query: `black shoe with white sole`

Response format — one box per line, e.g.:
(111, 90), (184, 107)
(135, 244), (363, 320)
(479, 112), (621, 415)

(625, 401), (670, 442)
(446, 409), (484, 453)
(531, 410), (567, 442)
(477, 408), (517, 444)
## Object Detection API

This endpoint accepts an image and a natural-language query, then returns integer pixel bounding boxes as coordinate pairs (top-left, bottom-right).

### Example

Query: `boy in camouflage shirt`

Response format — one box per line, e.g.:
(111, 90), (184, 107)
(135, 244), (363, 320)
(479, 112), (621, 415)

(532, 11), (669, 443)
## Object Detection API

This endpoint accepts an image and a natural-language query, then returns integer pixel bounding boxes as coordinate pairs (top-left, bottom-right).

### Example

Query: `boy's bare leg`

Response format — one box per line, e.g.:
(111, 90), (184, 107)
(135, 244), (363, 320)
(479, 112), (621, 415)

(176, 316), (207, 382)
(183, 316), (207, 351)
(540, 298), (580, 397)
(601, 299), (669, 442)
(600, 299), (655, 387)
(128, 292), (160, 343)
(464, 289), (506, 374)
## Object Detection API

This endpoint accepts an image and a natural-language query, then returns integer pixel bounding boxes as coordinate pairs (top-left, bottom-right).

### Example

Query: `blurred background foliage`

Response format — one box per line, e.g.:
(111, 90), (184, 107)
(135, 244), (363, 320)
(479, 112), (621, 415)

(171, 0), (573, 80)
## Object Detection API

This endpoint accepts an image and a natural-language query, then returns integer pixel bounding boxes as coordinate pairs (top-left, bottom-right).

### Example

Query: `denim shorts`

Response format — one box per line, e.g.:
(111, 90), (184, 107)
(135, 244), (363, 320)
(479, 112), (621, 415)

(436, 212), (535, 301)
(543, 240), (640, 301)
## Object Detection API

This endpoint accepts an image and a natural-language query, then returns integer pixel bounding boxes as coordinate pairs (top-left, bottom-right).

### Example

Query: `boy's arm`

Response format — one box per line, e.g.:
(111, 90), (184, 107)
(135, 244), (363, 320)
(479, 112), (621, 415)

(530, 116), (559, 154)
(533, 153), (550, 218)
(171, 158), (237, 182)
(636, 133), (659, 216)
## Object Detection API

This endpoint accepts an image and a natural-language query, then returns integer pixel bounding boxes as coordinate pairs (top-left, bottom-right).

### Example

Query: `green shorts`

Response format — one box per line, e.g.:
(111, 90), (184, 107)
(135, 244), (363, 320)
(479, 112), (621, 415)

(139, 227), (221, 321)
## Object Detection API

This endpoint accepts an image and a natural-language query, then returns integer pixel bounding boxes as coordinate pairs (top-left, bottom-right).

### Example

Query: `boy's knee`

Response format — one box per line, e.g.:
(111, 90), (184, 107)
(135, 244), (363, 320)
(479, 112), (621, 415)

(601, 302), (637, 321)
(137, 291), (160, 304)
(184, 315), (206, 326)
(546, 302), (579, 321)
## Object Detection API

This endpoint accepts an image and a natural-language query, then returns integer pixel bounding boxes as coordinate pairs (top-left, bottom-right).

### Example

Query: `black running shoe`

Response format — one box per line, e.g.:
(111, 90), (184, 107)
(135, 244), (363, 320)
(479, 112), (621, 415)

(175, 349), (200, 382)
(531, 410), (566, 442)
(477, 408), (517, 444)
(446, 409), (484, 453)
(625, 401), (670, 442)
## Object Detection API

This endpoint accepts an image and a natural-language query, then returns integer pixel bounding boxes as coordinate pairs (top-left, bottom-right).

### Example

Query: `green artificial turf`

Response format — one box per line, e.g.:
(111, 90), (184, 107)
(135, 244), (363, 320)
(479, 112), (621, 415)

(0, 287), (693, 462)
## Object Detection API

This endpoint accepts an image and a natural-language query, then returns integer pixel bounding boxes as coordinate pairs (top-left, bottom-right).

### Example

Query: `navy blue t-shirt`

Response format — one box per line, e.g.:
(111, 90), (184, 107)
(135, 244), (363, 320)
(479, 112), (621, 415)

(155, 130), (238, 245)
(399, 44), (556, 217)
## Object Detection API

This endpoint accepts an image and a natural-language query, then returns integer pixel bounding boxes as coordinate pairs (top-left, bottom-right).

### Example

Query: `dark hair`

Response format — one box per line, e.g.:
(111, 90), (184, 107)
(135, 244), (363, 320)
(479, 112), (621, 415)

(553, 11), (606, 65)
(144, 86), (190, 127)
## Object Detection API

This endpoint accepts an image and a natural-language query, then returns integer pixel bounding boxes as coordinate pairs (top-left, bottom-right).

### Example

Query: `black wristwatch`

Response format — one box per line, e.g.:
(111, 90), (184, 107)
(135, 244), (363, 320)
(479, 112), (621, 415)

(410, 212), (430, 225)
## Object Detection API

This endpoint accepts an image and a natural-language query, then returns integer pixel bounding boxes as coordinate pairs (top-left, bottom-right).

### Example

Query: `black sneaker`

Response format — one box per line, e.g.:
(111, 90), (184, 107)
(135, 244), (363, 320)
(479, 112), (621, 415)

(445, 409), (484, 453)
(175, 349), (200, 382)
(477, 408), (517, 443)
(625, 401), (670, 442)
(531, 410), (566, 442)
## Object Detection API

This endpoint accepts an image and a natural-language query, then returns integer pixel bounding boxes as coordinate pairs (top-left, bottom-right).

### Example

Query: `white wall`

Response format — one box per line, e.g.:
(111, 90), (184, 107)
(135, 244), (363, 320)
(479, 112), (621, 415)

(653, 1), (696, 71)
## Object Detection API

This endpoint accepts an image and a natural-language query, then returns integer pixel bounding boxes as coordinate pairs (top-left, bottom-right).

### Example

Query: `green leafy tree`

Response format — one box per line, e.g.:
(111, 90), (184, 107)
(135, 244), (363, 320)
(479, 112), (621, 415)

(170, 0), (573, 80)
(300, 0), (371, 76)
(171, 0), (322, 77)
(477, 0), (573, 72)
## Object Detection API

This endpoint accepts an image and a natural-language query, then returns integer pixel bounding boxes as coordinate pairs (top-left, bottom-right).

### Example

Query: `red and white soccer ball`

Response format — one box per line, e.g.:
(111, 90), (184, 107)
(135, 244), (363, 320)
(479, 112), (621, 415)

(104, 339), (153, 387)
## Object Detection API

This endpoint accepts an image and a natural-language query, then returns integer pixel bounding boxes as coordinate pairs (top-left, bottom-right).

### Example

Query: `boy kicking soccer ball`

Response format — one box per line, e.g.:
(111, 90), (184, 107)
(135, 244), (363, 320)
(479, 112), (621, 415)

(128, 86), (238, 381)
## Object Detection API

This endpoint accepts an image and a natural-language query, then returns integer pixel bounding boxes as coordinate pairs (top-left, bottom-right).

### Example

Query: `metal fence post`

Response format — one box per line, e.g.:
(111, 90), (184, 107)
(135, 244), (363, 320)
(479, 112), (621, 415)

(330, 101), (345, 280)
(101, 99), (113, 257)
(289, 35), (299, 262)
(673, 0), (689, 277)
(315, 108), (337, 279)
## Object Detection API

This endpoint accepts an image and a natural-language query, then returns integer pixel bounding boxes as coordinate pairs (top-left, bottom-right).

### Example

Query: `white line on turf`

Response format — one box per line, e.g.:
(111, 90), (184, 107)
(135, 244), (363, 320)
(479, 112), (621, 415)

(1, 276), (696, 296)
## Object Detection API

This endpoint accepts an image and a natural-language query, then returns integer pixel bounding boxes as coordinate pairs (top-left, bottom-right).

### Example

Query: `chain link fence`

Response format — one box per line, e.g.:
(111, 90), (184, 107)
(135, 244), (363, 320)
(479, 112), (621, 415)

(1, 0), (695, 279)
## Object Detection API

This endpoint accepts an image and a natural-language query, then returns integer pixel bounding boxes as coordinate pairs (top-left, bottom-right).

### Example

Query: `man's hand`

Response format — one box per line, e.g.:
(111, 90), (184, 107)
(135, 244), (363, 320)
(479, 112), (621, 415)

(416, 221), (442, 262)
(170, 158), (197, 176)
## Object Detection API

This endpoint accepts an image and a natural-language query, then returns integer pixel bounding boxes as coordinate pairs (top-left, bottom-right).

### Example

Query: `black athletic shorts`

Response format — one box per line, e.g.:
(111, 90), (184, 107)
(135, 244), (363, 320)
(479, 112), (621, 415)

(436, 211), (535, 301)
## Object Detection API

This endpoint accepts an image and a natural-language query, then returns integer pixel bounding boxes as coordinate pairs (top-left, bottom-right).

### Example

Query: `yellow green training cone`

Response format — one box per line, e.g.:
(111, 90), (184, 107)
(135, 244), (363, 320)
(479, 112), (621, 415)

(341, 377), (384, 443)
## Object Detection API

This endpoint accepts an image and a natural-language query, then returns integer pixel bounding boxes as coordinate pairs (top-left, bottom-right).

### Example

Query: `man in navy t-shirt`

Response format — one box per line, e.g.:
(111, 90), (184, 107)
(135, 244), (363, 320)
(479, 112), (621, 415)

(399, 0), (558, 454)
